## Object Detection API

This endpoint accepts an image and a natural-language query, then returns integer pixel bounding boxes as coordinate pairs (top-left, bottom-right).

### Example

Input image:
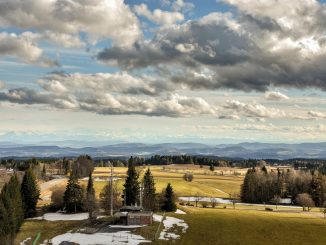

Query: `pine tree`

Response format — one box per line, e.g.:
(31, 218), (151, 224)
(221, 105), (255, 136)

(0, 175), (24, 244)
(21, 168), (40, 218)
(143, 168), (156, 210)
(0, 200), (9, 245)
(310, 173), (323, 207)
(86, 173), (96, 220)
(162, 183), (176, 212)
(63, 173), (84, 213)
(123, 162), (140, 206)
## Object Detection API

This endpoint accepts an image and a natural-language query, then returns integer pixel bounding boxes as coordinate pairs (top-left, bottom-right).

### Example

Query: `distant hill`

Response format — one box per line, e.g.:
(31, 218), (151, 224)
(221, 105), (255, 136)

(0, 141), (325, 159)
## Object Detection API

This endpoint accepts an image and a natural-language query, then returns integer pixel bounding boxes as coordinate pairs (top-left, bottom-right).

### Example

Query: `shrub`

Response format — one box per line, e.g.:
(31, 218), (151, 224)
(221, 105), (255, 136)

(183, 172), (194, 182)
(202, 202), (208, 208)
(265, 207), (273, 211)
(51, 185), (65, 210)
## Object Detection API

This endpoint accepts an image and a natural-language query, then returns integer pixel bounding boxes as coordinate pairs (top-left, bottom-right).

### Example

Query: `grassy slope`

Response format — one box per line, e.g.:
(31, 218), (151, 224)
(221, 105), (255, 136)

(89, 166), (243, 198)
(148, 207), (326, 245)
(15, 220), (83, 245)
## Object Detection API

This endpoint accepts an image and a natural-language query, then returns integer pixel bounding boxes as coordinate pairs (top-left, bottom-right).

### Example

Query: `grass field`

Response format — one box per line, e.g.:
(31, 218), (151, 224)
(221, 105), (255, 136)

(89, 166), (243, 198)
(14, 220), (84, 245)
(146, 207), (326, 245)
(17, 164), (326, 245)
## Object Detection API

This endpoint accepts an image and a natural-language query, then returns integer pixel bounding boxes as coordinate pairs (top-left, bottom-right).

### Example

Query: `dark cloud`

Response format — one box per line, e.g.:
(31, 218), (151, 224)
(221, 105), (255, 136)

(97, 3), (326, 92)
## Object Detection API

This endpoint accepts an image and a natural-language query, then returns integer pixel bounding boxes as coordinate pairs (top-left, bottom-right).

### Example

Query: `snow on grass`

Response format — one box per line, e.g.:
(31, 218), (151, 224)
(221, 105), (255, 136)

(40, 178), (67, 192)
(51, 231), (150, 245)
(29, 212), (89, 221)
(175, 209), (186, 214)
(20, 237), (31, 245)
(153, 214), (188, 240)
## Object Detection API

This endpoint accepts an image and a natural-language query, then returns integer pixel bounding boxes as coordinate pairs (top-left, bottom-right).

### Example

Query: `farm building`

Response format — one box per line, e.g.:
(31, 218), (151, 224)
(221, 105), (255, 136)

(115, 206), (153, 226)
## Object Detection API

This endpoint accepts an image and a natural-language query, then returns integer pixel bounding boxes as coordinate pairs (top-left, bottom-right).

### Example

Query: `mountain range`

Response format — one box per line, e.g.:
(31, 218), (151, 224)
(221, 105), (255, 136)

(0, 142), (325, 159)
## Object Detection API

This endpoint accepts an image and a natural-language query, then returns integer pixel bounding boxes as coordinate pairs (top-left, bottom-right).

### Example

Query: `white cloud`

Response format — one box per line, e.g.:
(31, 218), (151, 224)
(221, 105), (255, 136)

(308, 110), (326, 119)
(224, 100), (286, 119)
(134, 3), (184, 25)
(172, 0), (194, 12)
(0, 0), (141, 47)
(0, 32), (58, 66)
(265, 91), (289, 101)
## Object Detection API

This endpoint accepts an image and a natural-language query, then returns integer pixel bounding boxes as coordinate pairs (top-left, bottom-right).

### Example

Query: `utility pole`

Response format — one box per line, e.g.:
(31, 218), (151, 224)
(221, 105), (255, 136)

(109, 161), (113, 216)
(139, 182), (143, 210)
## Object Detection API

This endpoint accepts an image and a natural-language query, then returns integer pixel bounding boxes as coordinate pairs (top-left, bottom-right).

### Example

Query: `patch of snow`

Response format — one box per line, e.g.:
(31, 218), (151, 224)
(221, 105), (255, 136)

(51, 231), (150, 245)
(175, 209), (186, 214)
(40, 178), (67, 192)
(153, 214), (188, 241)
(20, 237), (31, 245)
(82, 177), (121, 182)
(179, 196), (231, 204)
(153, 214), (163, 222)
(29, 212), (89, 221)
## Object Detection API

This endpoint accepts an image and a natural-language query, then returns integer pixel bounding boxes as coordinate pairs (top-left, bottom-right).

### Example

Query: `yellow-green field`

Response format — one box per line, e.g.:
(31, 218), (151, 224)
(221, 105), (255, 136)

(88, 165), (244, 198)
(19, 164), (326, 245)
(145, 207), (326, 245)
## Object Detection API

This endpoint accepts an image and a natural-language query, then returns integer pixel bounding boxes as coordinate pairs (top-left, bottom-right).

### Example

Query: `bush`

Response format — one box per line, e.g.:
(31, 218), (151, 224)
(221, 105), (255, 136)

(265, 207), (273, 211)
(202, 202), (208, 208)
(183, 172), (194, 182)
(179, 202), (185, 206)
(51, 186), (66, 210)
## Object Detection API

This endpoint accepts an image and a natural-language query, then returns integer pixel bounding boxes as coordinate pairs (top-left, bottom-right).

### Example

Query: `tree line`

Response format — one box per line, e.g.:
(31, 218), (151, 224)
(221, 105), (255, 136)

(241, 166), (326, 209)
(0, 168), (40, 244)
(51, 160), (177, 219)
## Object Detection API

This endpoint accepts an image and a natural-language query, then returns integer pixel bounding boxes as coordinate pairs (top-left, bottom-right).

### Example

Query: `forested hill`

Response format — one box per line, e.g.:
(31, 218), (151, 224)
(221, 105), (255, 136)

(0, 142), (325, 159)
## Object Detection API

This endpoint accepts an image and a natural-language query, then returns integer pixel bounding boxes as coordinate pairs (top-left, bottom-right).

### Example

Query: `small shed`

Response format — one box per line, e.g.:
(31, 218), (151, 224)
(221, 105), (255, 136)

(115, 206), (153, 226)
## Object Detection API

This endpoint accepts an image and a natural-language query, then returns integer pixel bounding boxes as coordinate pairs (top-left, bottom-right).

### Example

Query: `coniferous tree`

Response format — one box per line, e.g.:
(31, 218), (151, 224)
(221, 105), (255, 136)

(63, 173), (83, 213)
(162, 183), (176, 212)
(0, 175), (24, 244)
(86, 173), (96, 220)
(0, 200), (9, 245)
(21, 168), (40, 218)
(143, 168), (156, 210)
(310, 173), (323, 207)
(123, 161), (140, 205)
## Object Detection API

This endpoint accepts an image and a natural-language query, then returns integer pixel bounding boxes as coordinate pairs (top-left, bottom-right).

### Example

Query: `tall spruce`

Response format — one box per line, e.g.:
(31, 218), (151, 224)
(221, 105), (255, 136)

(86, 173), (96, 220)
(162, 183), (176, 212)
(310, 173), (323, 207)
(123, 161), (140, 206)
(0, 200), (9, 245)
(63, 173), (84, 213)
(0, 175), (24, 244)
(143, 168), (156, 210)
(21, 168), (40, 218)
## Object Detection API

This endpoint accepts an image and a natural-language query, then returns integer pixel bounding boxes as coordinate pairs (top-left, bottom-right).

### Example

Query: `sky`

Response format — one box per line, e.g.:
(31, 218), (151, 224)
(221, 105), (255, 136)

(0, 0), (326, 145)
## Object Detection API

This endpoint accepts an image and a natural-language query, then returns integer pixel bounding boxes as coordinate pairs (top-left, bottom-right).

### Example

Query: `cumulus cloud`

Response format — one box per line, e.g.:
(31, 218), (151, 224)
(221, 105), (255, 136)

(172, 0), (194, 12)
(224, 100), (286, 119)
(97, 0), (326, 92)
(0, 0), (141, 46)
(134, 3), (184, 25)
(0, 32), (58, 66)
(37, 72), (173, 96)
(265, 91), (289, 101)
(308, 110), (326, 119)
(0, 71), (218, 117)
